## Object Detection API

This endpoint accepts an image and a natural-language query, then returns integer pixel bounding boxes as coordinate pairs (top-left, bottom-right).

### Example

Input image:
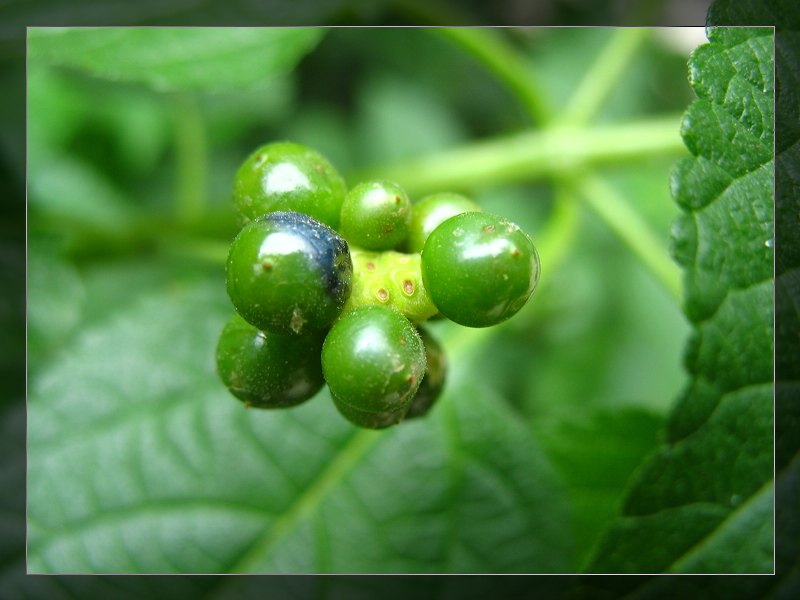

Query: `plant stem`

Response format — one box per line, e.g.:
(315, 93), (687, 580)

(433, 28), (551, 125)
(573, 174), (682, 301)
(560, 28), (651, 126)
(160, 236), (230, 265)
(172, 93), (207, 226)
(358, 114), (684, 196)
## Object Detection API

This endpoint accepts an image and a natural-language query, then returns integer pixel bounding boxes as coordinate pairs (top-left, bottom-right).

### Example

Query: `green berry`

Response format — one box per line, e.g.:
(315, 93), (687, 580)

(216, 314), (325, 408)
(407, 192), (481, 253)
(339, 180), (411, 250)
(341, 249), (438, 323)
(421, 212), (540, 327)
(233, 141), (346, 229)
(226, 211), (352, 335)
(322, 305), (426, 429)
(405, 327), (447, 419)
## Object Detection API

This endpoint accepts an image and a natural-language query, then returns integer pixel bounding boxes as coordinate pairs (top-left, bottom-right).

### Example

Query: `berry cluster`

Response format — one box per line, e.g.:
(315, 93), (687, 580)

(216, 142), (540, 429)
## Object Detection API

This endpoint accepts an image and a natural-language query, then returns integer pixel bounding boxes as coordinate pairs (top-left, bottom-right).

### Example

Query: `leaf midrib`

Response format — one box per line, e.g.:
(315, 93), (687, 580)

(222, 427), (381, 575)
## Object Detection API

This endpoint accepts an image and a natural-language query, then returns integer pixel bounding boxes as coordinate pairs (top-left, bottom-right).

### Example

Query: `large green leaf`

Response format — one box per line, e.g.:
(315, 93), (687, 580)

(26, 28), (323, 92)
(583, 26), (775, 575)
(26, 273), (572, 574)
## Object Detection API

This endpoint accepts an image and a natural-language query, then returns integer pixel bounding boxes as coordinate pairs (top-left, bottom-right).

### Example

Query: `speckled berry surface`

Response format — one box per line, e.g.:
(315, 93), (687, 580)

(215, 314), (325, 408)
(226, 211), (352, 335)
(421, 212), (540, 328)
(339, 180), (411, 251)
(233, 141), (347, 229)
(341, 249), (437, 323)
(322, 305), (426, 428)
(407, 192), (481, 253)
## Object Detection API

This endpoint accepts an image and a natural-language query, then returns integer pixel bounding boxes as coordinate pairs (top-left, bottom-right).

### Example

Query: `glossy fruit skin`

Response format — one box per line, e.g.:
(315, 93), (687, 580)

(406, 192), (481, 253)
(322, 305), (426, 429)
(233, 141), (347, 229)
(339, 180), (411, 251)
(405, 327), (447, 419)
(421, 212), (540, 328)
(216, 314), (325, 408)
(226, 211), (352, 335)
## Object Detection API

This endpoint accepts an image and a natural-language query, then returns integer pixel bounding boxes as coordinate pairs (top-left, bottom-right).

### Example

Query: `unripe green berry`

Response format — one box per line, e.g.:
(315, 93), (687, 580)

(233, 141), (346, 229)
(216, 314), (325, 408)
(322, 305), (426, 429)
(407, 192), (481, 253)
(421, 212), (540, 328)
(405, 326), (447, 419)
(339, 180), (412, 250)
(342, 249), (437, 323)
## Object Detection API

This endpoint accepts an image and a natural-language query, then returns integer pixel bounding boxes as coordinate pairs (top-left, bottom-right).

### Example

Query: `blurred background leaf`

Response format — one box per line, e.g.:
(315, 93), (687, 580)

(20, 25), (702, 579)
(4, 0), (791, 593)
(27, 28), (323, 92)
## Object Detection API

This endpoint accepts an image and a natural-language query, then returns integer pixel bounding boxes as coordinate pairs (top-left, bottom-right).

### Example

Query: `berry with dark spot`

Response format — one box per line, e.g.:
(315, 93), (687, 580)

(226, 211), (352, 335)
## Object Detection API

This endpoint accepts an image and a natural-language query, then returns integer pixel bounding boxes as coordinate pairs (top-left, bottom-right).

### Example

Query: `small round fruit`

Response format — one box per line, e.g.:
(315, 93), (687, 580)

(216, 314), (325, 408)
(233, 141), (347, 229)
(226, 211), (352, 335)
(421, 212), (540, 327)
(339, 180), (411, 250)
(322, 305), (426, 429)
(407, 192), (481, 253)
(405, 327), (447, 419)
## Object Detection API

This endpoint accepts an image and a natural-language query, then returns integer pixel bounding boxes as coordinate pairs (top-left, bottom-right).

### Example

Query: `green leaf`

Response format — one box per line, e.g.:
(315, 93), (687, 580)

(584, 27), (775, 575)
(536, 407), (664, 568)
(27, 28), (323, 92)
(26, 276), (572, 574)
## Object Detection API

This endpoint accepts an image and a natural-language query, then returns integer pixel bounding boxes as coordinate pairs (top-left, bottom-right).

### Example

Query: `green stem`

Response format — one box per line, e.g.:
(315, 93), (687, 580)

(560, 28), (651, 126)
(358, 114), (684, 196)
(160, 236), (230, 265)
(172, 94), (207, 226)
(573, 174), (682, 301)
(433, 28), (551, 125)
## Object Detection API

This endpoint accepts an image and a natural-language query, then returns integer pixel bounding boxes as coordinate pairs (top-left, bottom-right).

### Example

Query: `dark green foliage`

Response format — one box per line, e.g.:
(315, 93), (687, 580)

(584, 26), (775, 577)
